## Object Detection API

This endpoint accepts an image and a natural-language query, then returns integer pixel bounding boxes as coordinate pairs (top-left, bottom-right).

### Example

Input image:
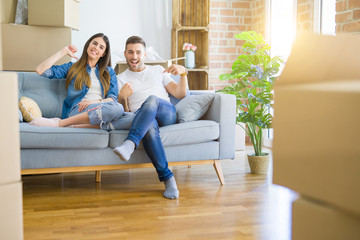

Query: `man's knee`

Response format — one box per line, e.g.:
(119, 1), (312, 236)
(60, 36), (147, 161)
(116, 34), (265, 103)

(143, 95), (159, 107)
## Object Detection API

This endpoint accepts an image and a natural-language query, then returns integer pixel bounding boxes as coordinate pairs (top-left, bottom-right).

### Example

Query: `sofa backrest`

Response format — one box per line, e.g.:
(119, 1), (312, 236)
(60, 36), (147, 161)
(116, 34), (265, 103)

(17, 72), (66, 118)
(16, 72), (190, 118)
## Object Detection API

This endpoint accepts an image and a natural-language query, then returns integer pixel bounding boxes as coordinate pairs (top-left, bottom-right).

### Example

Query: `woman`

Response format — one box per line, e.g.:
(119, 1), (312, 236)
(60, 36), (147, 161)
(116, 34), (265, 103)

(30, 33), (123, 129)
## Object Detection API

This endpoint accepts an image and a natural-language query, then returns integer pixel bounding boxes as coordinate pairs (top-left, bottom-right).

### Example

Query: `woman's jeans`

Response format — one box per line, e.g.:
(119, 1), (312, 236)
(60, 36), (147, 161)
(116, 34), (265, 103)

(69, 101), (124, 130)
(111, 95), (177, 182)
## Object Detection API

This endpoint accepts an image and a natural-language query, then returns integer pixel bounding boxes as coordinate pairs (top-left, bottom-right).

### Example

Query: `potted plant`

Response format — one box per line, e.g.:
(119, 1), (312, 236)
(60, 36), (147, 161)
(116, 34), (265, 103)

(218, 31), (282, 174)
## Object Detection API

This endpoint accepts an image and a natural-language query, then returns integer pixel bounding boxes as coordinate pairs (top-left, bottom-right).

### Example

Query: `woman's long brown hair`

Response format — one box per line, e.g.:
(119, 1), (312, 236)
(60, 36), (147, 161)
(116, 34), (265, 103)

(66, 33), (112, 97)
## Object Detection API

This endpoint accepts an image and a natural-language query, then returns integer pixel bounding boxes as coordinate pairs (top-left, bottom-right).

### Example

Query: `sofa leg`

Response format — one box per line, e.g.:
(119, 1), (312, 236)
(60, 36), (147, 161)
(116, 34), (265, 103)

(213, 160), (225, 185)
(95, 171), (101, 183)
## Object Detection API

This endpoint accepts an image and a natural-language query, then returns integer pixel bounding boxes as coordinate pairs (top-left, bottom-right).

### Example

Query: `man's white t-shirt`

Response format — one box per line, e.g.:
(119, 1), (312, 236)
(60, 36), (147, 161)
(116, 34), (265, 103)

(117, 65), (175, 112)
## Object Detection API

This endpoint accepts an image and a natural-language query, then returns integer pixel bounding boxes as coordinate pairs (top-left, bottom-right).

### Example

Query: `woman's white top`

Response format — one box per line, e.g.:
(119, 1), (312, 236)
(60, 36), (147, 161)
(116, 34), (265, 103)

(83, 67), (102, 101)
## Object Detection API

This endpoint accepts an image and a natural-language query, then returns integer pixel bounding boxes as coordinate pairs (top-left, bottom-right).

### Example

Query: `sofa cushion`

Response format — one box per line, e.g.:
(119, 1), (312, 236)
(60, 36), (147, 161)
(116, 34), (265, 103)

(18, 96), (42, 122)
(17, 72), (66, 118)
(109, 120), (219, 149)
(175, 95), (215, 123)
(20, 123), (109, 149)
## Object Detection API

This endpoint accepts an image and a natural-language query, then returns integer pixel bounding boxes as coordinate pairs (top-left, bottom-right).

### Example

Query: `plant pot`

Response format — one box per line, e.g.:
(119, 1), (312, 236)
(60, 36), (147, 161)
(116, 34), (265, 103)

(247, 153), (270, 174)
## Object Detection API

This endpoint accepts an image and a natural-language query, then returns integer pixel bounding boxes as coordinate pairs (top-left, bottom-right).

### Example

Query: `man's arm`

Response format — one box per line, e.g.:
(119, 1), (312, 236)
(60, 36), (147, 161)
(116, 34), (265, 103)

(118, 96), (129, 112)
(118, 83), (133, 112)
(164, 64), (188, 99)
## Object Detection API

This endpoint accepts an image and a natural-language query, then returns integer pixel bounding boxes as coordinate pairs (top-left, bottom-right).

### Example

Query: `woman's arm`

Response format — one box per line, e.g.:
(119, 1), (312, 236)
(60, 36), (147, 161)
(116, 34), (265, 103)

(104, 67), (119, 102)
(35, 45), (78, 76)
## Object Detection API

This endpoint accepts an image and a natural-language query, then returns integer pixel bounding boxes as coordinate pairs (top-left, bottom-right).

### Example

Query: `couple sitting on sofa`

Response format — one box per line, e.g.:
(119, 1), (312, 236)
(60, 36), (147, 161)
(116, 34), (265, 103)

(30, 33), (188, 200)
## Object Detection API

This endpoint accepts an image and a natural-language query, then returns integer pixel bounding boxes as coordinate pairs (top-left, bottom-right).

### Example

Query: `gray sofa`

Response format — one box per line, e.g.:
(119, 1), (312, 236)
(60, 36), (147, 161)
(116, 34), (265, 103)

(18, 72), (236, 184)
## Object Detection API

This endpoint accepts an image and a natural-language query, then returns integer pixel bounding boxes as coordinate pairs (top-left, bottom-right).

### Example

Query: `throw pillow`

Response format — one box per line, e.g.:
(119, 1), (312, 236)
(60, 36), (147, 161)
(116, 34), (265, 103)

(19, 96), (42, 122)
(18, 108), (23, 122)
(175, 94), (215, 123)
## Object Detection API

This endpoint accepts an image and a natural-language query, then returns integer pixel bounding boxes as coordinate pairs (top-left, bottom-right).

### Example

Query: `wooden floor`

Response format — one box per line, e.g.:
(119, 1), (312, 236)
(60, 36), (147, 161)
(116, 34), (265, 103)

(22, 149), (297, 240)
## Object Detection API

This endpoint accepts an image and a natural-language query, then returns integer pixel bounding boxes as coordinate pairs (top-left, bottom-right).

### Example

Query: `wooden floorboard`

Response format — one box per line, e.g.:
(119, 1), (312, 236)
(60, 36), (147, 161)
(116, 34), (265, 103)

(22, 149), (297, 240)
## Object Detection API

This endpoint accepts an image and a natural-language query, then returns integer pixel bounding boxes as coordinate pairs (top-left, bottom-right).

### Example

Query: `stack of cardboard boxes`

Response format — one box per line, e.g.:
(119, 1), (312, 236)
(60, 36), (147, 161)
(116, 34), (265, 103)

(273, 33), (360, 240)
(0, 1), (80, 238)
(0, 72), (23, 239)
(0, 0), (81, 71)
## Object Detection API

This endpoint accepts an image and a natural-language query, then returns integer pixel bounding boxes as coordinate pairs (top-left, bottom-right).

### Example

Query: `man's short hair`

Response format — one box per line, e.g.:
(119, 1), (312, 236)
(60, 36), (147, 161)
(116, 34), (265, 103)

(125, 36), (146, 50)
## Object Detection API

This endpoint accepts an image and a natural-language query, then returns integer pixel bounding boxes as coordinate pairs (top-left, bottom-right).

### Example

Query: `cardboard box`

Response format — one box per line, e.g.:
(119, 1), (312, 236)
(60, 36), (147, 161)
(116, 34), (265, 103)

(273, 33), (360, 216)
(0, 72), (21, 185)
(278, 32), (360, 86)
(1, 24), (71, 71)
(0, 182), (23, 240)
(0, 0), (17, 24)
(28, 0), (79, 30)
(292, 197), (360, 240)
(115, 61), (171, 75)
(0, 0), (16, 69)
(0, 24), (3, 70)
(273, 81), (360, 216)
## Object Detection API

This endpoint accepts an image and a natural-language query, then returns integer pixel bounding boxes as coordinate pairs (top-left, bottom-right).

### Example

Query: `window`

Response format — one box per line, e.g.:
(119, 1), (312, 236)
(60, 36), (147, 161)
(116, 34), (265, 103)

(267, 0), (297, 62)
(314, 0), (336, 35)
(264, 0), (297, 147)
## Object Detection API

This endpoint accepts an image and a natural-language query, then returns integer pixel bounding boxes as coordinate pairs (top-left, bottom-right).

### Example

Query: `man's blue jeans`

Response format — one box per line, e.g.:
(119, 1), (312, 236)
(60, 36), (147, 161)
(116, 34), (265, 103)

(112, 95), (176, 182)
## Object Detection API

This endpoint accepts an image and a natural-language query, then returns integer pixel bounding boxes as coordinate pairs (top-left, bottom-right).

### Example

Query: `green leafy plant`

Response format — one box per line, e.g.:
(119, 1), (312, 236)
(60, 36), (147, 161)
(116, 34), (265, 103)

(219, 31), (282, 156)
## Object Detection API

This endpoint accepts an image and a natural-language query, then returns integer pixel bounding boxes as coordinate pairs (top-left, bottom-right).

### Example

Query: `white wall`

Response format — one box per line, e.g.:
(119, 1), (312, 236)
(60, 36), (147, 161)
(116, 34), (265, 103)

(71, 0), (172, 68)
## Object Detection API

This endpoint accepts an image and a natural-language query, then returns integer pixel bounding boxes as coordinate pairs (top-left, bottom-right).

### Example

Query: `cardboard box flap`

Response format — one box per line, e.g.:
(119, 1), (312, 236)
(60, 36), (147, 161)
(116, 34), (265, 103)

(277, 32), (360, 86)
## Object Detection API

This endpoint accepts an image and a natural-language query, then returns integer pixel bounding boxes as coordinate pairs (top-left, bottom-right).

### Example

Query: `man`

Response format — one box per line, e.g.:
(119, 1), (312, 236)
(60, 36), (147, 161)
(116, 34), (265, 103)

(113, 36), (188, 200)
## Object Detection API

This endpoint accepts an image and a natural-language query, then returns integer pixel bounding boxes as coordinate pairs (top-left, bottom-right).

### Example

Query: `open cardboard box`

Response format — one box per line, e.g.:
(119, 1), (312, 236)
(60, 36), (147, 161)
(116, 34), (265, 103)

(273, 32), (360, 216)
(115, 60), (171, 75)
(275, 32), (360, 86)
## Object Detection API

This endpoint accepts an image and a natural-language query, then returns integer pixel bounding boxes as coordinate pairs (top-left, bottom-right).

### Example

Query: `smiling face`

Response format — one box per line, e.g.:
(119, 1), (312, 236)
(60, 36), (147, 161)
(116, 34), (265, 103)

(86, 37), (107, 63)
(124, 43), (146, 72)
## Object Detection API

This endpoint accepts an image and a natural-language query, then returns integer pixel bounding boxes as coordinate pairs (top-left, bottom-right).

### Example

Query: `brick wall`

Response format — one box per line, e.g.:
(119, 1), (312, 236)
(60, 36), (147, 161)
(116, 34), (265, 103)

(252, 0), (266, 36)
(208, 0), (360, 90)
(297, 0), (315, 31)
(336, 0), (360, 33)
(208, 0), (265, 91)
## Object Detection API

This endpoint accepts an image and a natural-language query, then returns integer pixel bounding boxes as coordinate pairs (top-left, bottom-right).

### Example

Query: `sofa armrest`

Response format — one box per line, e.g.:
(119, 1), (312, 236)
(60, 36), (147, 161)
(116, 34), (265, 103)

(190, 91), (236, 159)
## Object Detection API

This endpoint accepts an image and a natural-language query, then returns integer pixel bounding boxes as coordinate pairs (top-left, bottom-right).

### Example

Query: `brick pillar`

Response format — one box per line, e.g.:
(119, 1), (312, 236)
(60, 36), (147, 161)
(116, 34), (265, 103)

(336, 0), (360, 33)
(297, 0), (315, 32)
(209, 0), (264, 91)
(252, 0), (266, 36)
